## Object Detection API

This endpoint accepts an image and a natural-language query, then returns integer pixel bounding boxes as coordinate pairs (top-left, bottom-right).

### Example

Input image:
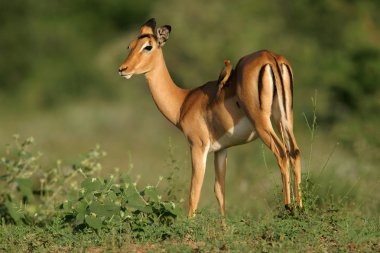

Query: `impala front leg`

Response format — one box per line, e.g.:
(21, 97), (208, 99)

(188, 144), (208, 218)
(214, 149), (227, 216)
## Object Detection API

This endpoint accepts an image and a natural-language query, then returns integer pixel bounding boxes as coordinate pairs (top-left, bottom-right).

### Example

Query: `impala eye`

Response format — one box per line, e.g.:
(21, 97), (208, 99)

(144, 45), (153, 51)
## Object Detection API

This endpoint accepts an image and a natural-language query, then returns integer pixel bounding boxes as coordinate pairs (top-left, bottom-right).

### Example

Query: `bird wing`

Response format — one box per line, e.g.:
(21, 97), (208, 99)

(217, 67), (229, 85)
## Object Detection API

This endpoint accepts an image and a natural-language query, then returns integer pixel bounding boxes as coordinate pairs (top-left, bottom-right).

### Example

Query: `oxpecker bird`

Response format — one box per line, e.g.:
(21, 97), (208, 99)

(214, 60), (233, 101)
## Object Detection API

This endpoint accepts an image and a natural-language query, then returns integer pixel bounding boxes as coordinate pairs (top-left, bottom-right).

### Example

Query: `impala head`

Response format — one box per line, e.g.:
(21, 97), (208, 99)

(118, 18), (171, 79)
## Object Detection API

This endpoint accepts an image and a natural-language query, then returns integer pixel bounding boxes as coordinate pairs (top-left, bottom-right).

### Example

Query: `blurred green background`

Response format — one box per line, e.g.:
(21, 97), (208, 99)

(0, 0), (379, 215)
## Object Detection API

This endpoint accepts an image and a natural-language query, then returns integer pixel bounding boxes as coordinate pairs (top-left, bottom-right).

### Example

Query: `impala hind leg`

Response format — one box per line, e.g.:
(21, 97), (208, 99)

(286, 129), (302, 208)
(188, 145), (208, 218)
(254, 117), (291, 208)
(273, 120), (302, 208)
(214, 149), (227, 216)
(273, 111), (302, 208)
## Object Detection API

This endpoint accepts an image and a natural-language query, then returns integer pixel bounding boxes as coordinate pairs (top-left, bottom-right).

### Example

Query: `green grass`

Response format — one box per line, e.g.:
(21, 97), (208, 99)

(0, 136), (379, 252)
(1, 206), (379, 252)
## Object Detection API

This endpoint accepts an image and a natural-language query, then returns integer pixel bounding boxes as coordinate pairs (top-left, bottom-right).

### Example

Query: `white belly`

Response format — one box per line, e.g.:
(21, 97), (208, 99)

(209, 117), (257, 152)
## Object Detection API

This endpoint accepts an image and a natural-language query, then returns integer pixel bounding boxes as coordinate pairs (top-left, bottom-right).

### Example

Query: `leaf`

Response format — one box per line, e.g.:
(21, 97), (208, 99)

(89, 201), (119, 218)
(110, 186), (120, 195)
(16, 178), (33, 201)
(107, 191), (117, 201)
(143, 186), (160, 202)
(81, 177), (103, 193)
(128, 199), (152, 213)
(4, 200), (24, 224)
(85, 215), (102, 230)
(162, 202), (182, 216)
(74, 201), (88, 215)
(76, 212), (85, 224)
(124, 184), (150, 212)
(67, 189), (80, 202)
(61, 201), (72, 211)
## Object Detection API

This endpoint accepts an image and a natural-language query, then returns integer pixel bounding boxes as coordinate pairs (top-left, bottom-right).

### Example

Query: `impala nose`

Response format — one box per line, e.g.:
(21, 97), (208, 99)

(118, 66), (128, 75)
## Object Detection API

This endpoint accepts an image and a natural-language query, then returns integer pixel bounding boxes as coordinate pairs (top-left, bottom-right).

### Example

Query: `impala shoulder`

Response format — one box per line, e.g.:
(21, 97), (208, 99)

(180, 114), (210, 148)
(179, 90), (204, 121)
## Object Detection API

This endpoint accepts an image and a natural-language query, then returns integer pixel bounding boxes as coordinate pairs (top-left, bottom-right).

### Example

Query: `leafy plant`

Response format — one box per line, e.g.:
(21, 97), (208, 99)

(60, 173), (181, 232)
(0, 135), (41, 223)
(0, 136), (182, 234)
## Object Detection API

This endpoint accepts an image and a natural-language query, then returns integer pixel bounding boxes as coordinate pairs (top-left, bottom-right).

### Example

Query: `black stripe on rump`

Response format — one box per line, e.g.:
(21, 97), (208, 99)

(273, 59), (287, 119)
(285, 64), (293, 109)
(257, 64), (267, 110)
(269, 65), (277, 100)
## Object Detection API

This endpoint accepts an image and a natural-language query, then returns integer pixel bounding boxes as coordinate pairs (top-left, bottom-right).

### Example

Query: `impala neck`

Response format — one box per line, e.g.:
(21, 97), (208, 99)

(144, 50), (188, 126)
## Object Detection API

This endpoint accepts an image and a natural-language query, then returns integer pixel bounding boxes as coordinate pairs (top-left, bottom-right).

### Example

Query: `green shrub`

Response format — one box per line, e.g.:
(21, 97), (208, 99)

(0, 136), (182, 233)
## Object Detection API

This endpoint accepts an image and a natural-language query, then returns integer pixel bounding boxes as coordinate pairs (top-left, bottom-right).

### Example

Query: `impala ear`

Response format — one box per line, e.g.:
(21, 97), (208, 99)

(156, 25), (171, 47)
(140, 18), (157, 34)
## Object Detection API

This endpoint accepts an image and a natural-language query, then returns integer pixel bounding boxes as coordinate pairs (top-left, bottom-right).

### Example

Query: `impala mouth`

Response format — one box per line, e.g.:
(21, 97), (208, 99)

(122, 73), (133, 79)
(118, 67), (134, 79)
(119, 72), (133, 79)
